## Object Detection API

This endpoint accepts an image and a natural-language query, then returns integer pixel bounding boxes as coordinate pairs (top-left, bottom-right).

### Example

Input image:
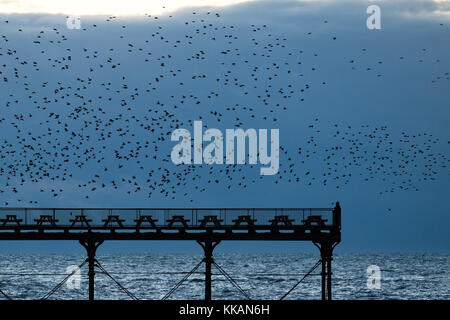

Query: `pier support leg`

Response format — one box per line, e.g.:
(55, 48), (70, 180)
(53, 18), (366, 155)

(315, 241), (335, 301)
(197, 240), (221, 301)
(79, 239), (104, 301)
(321, 253), (326, 301)
(327, 254), (332, 300)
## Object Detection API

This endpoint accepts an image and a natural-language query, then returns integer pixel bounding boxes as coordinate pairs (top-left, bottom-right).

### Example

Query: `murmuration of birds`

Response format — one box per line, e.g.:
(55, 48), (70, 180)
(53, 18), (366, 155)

(0, 9), (448, 205)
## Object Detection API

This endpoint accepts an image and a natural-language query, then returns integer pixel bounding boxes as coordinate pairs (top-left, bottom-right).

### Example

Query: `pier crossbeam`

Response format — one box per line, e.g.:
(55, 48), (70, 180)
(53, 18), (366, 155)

(0, 231), (340, 241)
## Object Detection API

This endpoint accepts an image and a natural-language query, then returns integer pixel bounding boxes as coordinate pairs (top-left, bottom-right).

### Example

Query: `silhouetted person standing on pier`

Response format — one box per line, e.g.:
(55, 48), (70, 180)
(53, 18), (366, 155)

(333, 202), (341, 230)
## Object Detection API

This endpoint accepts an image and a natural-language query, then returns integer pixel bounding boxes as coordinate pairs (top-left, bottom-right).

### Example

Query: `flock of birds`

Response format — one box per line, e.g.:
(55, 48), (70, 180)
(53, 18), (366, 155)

(0, 8), (448, 206)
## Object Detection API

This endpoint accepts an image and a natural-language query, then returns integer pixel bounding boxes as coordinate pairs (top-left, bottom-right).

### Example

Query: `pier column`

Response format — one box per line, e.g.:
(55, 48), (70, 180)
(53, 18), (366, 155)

(316, 241), (335, 301)
(320, 247), (326, 300)
(79, 239), (104, 301)
(327, 254), (332, 300)
(197, 240), (221, 301)
(204, 241), (213, 301)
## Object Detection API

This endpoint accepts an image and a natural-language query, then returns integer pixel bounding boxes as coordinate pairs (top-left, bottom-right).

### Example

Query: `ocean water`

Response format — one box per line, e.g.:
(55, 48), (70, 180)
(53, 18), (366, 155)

(0, 253), (448, 300)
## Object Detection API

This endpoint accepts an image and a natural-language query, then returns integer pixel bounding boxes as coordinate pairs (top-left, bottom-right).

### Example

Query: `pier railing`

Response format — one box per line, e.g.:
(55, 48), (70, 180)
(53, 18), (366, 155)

(0, 207), (336, 229)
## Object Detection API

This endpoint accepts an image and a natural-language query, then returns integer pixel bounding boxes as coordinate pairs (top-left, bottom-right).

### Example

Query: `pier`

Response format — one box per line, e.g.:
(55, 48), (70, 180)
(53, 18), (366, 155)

(0, 203), (341, 301)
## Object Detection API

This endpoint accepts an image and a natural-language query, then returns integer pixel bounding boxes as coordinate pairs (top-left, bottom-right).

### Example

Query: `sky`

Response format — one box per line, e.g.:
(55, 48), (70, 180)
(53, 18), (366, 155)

(0, 0), (449, 254)
(0, 0), (258, 15)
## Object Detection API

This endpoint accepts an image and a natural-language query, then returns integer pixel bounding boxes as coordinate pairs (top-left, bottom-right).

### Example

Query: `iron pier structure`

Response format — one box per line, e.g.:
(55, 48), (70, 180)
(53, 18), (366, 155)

(0, 203), (341, 301)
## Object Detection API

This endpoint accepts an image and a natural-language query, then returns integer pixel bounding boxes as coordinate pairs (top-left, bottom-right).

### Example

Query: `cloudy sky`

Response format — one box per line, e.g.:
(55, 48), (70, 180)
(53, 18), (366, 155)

(0, 0), (449, 253)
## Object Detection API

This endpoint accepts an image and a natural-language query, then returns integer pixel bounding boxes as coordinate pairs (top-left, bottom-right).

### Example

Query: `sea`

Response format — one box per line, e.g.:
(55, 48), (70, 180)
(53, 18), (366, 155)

(0, 253), (448, 300)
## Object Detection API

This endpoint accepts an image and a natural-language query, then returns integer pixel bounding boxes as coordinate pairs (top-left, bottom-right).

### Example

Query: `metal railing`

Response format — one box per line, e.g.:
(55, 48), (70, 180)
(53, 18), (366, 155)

(0, 207), (335, 228)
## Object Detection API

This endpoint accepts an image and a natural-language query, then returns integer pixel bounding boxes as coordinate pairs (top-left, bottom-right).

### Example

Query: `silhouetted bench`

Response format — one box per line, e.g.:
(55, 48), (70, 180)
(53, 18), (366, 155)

(70, 215), (92, 227)
(232, 215), (257, 227)
(167, 215), (190, 228)
(35, 215), (59, 226)
(269, 215), (294, 227)
(1, 215), (23, 226)
(135, 215), (158, 228)
(102, 215), (125, 228)
(199, 215), (223, 227)
(302, 215), (327, 227)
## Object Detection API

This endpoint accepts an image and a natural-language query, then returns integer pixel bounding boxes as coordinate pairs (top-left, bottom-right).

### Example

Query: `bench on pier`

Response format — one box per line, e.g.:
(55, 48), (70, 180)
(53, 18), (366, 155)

(35, 215), (59, 226)
(167, 215), (190, 228)
(302, 215), (328, 227)
(102, 215), (125, 228)
(232, 215), (257, 227)
(0, 215), (23, 226)
(199, 215), (223, 227)
(269, 215), (294, 227)
(135, 215), (158, 228)
(70, 215), (92, 227)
